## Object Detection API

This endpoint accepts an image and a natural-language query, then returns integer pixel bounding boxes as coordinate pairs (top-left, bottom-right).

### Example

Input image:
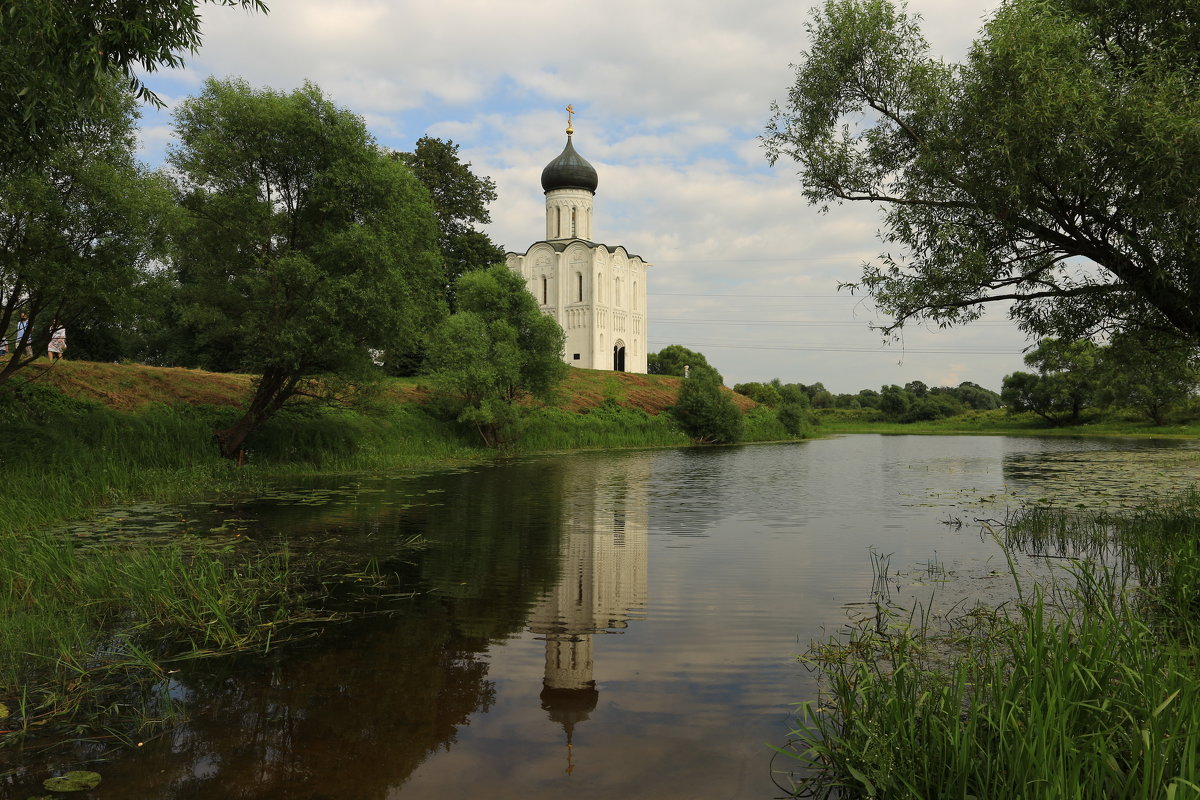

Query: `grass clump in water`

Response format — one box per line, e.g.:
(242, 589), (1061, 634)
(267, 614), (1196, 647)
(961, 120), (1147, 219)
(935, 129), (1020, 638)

(0, 531), (368, 752)
(776, 497), (1200, 799)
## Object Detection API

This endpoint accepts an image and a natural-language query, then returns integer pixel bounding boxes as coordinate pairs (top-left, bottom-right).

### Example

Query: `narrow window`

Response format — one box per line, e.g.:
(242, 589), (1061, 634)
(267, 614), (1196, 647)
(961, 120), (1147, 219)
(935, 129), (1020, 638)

(570, 207), (577, 237)
(556, 207), (561, 238)
(576, 272), (583, 302)
(633, 282), (638, 310)
(541, 276), (548, 305)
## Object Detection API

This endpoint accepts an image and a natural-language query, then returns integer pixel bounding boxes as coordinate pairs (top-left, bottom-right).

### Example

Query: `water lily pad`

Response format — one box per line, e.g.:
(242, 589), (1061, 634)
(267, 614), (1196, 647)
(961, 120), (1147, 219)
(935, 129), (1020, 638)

(42, 771), (101, 792)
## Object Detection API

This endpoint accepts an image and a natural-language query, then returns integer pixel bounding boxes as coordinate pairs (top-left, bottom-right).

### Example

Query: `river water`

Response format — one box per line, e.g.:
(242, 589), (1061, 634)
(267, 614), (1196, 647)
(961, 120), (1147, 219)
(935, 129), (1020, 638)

(10, 435), (1200, 799)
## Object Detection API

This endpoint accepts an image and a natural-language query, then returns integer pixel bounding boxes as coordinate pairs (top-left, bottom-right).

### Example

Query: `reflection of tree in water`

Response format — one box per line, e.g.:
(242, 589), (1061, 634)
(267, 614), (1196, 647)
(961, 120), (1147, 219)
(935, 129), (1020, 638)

(48, 460), (572, 799)
(104, 602), (492, 799)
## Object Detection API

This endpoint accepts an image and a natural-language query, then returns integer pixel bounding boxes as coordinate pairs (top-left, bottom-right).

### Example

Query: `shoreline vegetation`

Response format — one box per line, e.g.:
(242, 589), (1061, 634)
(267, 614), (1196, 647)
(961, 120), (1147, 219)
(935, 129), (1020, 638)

(3, 359), (1198, 786)
(775, 498), (1200, 798)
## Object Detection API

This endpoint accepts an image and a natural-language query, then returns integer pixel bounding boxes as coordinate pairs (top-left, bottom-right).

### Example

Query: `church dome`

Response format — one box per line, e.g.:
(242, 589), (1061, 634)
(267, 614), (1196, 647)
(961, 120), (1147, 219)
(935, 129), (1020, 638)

(540, 135), (598, 193)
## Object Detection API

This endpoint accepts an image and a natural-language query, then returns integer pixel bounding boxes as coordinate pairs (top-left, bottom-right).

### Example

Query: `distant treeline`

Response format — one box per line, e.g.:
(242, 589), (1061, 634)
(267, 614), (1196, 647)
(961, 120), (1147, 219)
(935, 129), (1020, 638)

(733, 379), (1000, 423)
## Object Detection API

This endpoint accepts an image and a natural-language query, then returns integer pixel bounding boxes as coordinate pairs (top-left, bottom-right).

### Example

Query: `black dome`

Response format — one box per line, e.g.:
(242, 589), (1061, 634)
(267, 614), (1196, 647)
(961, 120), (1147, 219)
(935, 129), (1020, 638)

(540, 135), (598, 193)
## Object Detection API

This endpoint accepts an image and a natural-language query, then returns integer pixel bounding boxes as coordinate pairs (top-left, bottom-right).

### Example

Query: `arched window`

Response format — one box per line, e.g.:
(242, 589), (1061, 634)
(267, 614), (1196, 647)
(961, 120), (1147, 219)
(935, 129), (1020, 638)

(576, 272), (583, 302)
(556, 207), (561, 238)
(541, 276), (548, 305)
(614, 277), (621, 307)
(597, 273), (603, 303)
(570, 207), (577, 237)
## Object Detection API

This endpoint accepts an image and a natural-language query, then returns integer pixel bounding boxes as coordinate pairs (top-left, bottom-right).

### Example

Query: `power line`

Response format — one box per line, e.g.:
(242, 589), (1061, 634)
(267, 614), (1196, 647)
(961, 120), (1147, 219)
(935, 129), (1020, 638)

(648, 340), (1023, 355)
(654, 317), (1015, 328)
(650, 291), (854, 298)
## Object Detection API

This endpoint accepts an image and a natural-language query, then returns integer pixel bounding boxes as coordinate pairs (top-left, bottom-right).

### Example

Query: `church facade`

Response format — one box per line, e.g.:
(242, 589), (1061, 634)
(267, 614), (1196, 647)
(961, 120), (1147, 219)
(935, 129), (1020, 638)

(506, 118), (650, 373)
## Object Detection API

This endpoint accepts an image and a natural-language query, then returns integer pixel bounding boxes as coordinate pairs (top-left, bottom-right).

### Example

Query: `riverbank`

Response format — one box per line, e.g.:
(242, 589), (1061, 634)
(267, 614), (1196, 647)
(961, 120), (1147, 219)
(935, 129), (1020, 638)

(0, 360), (781, 760)
(811, 406), (1200, 438)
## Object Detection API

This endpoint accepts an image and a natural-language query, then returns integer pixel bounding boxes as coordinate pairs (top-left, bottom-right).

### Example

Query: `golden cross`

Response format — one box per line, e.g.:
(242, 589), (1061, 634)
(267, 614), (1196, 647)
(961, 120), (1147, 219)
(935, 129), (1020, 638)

(565, 104), (575, 135)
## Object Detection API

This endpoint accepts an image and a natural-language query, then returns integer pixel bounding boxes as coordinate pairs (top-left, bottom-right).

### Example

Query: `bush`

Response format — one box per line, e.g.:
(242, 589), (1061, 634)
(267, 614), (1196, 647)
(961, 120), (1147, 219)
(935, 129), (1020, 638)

(671, 368), (743, 444)
(777, 402), (812, 437)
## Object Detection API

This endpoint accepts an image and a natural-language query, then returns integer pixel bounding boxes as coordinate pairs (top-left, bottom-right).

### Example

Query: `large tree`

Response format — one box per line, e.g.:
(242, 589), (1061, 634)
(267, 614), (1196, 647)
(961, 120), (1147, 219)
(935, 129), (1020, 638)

(0, 82), (171, 384)
(764, 0), (1200, 343)
(1001, 338), (1100, 424)
(424, 264), (568, 447)
(395, 137), (505, 304)
(647, 345), (716, 378)
(3, 0), (266, 161)
(168, 78), (445, 457)
(1096, 331), (1199, 425)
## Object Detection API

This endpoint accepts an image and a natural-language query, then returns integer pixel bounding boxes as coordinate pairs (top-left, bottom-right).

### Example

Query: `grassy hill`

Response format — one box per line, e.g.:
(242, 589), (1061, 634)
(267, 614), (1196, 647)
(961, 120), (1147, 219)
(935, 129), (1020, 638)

(25, 359), (755, 414)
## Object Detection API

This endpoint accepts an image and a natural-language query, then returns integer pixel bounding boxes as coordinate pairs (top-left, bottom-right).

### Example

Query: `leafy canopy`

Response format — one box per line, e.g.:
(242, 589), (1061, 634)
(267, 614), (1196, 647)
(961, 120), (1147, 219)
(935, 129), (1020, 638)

(395, 137), (505, 309)
(765, 0), (1200, 343)
(2, 0), (267, 160)
(672, 368), (744, 444)
(648, 345), (715, 378)
(425, 264), (568, 447)
(0, 80), (172, 384)
(167, 78), (444, 456)
(1001, 338), (1100, 424)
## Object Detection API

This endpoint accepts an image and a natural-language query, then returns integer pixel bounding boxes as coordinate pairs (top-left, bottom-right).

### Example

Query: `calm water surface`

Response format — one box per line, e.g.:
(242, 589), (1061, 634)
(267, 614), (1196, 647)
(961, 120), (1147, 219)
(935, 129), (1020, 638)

(10, 435), (1200, 799)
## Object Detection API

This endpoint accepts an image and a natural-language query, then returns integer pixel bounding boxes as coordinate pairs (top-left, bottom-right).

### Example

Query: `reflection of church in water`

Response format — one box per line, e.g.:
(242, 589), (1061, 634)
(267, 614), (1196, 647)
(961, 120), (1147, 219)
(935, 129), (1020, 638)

(526, 455), (651, 773)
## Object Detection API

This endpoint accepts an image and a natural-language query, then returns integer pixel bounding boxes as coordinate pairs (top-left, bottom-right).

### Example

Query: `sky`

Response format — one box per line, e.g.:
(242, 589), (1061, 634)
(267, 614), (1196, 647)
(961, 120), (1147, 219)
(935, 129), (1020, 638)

(134, 0), (1028, 394)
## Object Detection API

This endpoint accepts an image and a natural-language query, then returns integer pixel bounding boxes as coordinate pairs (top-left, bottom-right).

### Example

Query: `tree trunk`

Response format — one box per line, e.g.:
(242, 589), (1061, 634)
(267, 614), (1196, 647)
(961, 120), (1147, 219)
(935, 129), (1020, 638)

(214, 368), (300, 459)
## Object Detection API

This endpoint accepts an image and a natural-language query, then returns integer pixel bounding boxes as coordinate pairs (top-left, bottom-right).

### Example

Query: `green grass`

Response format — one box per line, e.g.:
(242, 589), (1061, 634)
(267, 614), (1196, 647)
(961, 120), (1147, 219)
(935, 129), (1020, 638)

(776, 497), (1200, 799)
(812, 407), (1200, 437)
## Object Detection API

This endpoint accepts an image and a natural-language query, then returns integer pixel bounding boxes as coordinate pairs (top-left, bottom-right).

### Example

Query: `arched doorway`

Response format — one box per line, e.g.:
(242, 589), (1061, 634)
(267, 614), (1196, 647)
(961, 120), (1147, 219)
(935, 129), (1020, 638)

(613, 340), (626, 372)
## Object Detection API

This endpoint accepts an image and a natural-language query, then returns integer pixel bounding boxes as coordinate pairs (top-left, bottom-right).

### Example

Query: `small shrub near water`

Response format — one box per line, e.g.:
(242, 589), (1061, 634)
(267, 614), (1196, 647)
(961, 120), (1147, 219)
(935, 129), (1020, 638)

(777, 498), (1200, 799)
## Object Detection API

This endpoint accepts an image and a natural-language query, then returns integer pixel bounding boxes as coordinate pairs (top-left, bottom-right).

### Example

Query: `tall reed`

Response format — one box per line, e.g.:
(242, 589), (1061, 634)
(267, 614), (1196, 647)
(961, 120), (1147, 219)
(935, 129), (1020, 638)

(777, 498), (1200, 799)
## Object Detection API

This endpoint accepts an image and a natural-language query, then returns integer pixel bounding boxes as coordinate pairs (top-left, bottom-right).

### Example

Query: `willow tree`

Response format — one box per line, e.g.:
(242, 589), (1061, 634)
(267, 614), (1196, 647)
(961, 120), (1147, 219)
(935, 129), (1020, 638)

(2, 0), (267, 161)
(0, 82), (171, 384)
(764, 0), (1200, 343)
(169, 78), (444, 458)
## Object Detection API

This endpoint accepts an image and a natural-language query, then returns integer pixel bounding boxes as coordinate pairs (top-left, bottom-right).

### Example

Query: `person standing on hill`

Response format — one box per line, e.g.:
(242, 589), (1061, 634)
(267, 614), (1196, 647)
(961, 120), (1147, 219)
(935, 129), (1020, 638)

(47, 320), (66, 361)
(15, 312), (29, 357)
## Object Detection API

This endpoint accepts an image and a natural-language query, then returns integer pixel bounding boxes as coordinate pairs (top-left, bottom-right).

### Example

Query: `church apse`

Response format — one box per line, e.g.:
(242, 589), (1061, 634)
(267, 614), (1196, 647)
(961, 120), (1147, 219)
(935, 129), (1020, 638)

(525, 453), (651, 774)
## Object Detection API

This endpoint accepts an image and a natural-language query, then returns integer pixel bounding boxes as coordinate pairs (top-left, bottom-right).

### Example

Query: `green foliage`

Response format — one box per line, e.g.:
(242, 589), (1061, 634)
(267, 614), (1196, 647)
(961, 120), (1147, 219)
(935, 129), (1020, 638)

(765, 0), (1200, 344)
(394, 137), (505, 316)
(671, 368), (743, 444)
(1096, 331), (1200, 425)
(515, 402), (688, 451)
(166, 78), (445, 456)
(946, 381), (1002, 411)
(733, 381), (783, 407)
(878, 384), (912, 419)
(647, 345), (715, 378)
(855, 388), (881, 409)
(0, 80), (172, 384)
(425, 265), (568, 446)
(1, 0), (267, 161)
(1002, 338), (1100, 424)
(776, 402), (813, 437)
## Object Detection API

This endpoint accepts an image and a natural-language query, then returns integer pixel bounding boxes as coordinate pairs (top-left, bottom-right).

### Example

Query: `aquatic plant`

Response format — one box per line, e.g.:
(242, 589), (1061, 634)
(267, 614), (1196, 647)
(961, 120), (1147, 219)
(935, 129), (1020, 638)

(776, 498), (1200, 798)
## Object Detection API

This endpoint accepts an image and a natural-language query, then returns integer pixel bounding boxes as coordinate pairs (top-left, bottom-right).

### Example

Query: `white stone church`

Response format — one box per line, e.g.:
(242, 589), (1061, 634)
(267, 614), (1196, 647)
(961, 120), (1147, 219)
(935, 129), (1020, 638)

(506, 117), (650, 373)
